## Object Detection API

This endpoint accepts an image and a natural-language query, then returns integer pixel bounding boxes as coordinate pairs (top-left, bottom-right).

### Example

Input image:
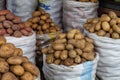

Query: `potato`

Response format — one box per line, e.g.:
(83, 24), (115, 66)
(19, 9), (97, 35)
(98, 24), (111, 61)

(18, 23), (25, 29)
(67, 29), (77, 39)
(21, 72), (34, 80)
(57, 33), (66, 39)
(0, 23), (3, 28)
(0, 58), (5, 61)
(109, 29), (113, 34)
(50, 22), (56, 27)
(52, 43), (65, 51)
(83, 42), (94, 52)
(0, 10), (10, 16)
(75, 39), (86, 49)
(100, 14), (111, 22)
(87, 18), (93, 23)
(68, 39), (76, 45)
(75, 55), (81, 64)
(7, 28), (13, 35)
(24, 27), (32, 32)
(60, 50), (68, 60)
(82, 52), (95, 61)
(105, 33), (111, 38)
(24, 21), (32, 27)
(110, 19), (117, 26)
(39, 20), (45, 25)
(40, 15), (47, 20)
(81, 58), (87, 63)
(42, 23), (49, 30)
(97, 30), (106, 36)
(42, 48), (48, 54)
(46, 54), (54, 64)
(54, 39), (67, 44)
(64, 58), (74, 66)
(54, 51), (61, 59)
(1, 72), (18, 80)
(66, 44), (74, 50)
(0, 43), (15, 58)
(32, 11), (41, 17)
(116, 18), (120, 24)
(75, 49), (82, 55)
(54, 59), (61, 65)
(7, 56), (23, 65)
(48, 48), (54, 54)
(75, 33), (84, 40)
(0, 60), (9, 73)
(20, 29), (29, 36)
(0, 29), (6, 35)
(12, 25), (20, 30)
(46, 18), (52, 23)
(69, 50), (77, 58)
(22, 62), (39, 76)
(85, 37), (94, 43)
(112, 25), (120, 34)
(31, 17), (40, 23)
(112, 32), (119, 39)
(13, 31), (22, 37)
(6, 12), (15, 20)
(0, 16), (6, 22)
(3, 20), (13, 28)
(0, 36), (6, 46)
(102, 22), (110, 31)
(108, 11), (117, 19)
(95, 22), (101, 31)
(13, 16), (22, 23)
(13, 48), (23, 56)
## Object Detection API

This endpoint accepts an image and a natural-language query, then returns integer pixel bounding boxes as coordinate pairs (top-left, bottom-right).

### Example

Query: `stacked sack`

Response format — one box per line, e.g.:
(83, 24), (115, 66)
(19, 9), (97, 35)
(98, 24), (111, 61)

(63, 0), (98, 32)
(42, 29), (99, 80)
(0, 36), (40, 80)
(84, 11), (120, 80)
(0, 10), (36, 63)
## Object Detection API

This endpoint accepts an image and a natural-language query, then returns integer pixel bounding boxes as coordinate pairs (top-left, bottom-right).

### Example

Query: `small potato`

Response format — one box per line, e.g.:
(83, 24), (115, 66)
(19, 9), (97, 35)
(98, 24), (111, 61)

(97, 30), (106, 36)
(75, 39), (86, 49)
(81, 52), (95, 61)
(66, 44), (74, 50)
(0, 36), (6, 46)
(92, 18), (99, 24)
(112, 25), (120, 34)
(22, 56), (29, 63)
(24, 27), (32, 32)
(6, 12), (15, 20)
(67, 29), (77, 39)
(102, 22), (110, 31)
(32, 24), (38, 29)
(46, 54), (54, 64)
(42, 48), (48, 54)
(100, 14), (111, 22)
(83, 42), (94, 52)
(0, 23), (3, 28)
(108, 11), (117, 19)
(0, 60), (9, 73)
(42, 23), (49, 30)
(20, 29), (29, 36)
(40, 15), (47, 20)
(0, 10), (10, 16)
(46, 18), (52, 23)
(109, 29), (113, 34)
(95, 22), (101, 31)
(7, 28), (13, 35)
(0, 16), (6, 22)
(3, 20), (13, 28)
(1, 72), (18, 80)
(75, 55), (81, 64)
(85, 37), (94, 43)
(110, 19), (117, 26)
(89, 26), (95, 33)
(64, 58), (74, 66)
(0, 43), (15, 58)
(54, 59), (61, 65)
(12, 25), (20, 31)
(105, 33), (111, 38)
(48, 48), (54, 54)
(21, 72), (34, 80)
(116, 18), (120, 24)
(10, 65), (24, 76)
(24, 21), (32, 27)
(87, 18), (93, 23)
(22, 62), (39, 76)
(54, 51), (61, 59)
(57, 33), (66, 39)
(13, 16), (22, 23)
(75, 33), (84, 40)
(32, 11), (41, 17)
(50, 22), (56, 27)
(31, 17), (40, 23)
(52, 43), (65, 51)
(112, 32), (119, 39)
(13, 48), (23, 56)
(13, 31), (22, 37)
(7, 56), (23, 65)
(75, 49), (82, 55)
(39, 20), (45, 25)
(69, 50), (77, 58)
(54, 39), (67, 44)
(0, 29), (6, 35)
(18, 23), (25, 29)
(60, 50), (68, 60)
(68, 39), (76, 45)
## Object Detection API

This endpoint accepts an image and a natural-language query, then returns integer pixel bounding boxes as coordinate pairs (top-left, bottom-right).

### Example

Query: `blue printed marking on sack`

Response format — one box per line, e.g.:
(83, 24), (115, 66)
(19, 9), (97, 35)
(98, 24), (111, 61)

(81, 61), (93, 80)
(39, 3), (50, 10)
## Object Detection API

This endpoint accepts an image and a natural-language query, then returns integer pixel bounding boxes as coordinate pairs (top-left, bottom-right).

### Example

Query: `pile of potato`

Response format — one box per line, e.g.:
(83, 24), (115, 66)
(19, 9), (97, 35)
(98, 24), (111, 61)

(84, 11), (120, 39)
(0, 10), (33, 37)
(42, 29), (95, 66)
(74, 0), (97, 3)
(25, 8), (61, 35)
(0, 36), (39, 80)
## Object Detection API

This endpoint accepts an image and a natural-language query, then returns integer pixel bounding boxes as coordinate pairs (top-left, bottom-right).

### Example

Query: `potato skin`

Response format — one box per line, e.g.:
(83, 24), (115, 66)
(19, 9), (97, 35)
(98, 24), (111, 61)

(10, 65), (25, 76)
(52, 44), (65, 51)
(75, 55), (81, 64)
(60, 50), (68, 60)
(54, 59), (61, 65)
(0, 36), (6, 46)
(46, 54), (54, 64)
(1, 72), (18, 80)
(69, 50), (77, 58)
(0, 60), (9, 73)
(54, 51), (61, 59)
(22, 62), (39, 76)
(64, 58), (74, 66)
(82, 52), (95, 61)
(21, 72), (34, 80)
(13, 48), (23, 56)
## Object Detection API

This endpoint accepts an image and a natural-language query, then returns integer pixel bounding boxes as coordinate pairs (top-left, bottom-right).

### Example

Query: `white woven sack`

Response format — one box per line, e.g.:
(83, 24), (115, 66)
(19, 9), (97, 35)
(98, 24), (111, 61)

(39, 0), (62, 27)
(0, 0), (5, 10)
(35, 73), (41, 80)
(43, 53), (99, 80)
(63, 0), (98, 32)
(6, 32), (36, 64)
(6, 0), (38, 21)
(85, 30), (120, 80)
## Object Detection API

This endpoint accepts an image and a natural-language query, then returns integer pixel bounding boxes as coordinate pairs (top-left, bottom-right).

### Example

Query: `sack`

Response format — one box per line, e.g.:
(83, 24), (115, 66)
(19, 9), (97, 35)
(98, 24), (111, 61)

(6, 0), (38, 21)
(35, 73), (41, 80)
(63, 0), (98, 32)
(39, 0), (62, 27)
(0, 0), (5, 10)
(85, 30), (120, 80)
(6, 32), (36, 63)
(43, 53), (99, 80)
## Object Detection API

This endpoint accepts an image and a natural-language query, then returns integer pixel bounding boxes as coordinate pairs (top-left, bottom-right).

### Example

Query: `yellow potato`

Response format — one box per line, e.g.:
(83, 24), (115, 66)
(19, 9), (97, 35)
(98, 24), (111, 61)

(0, 60), (9, 73)
(54, 39), (67, 44)
(54, 59), (61, 65)
(21, 72), (34, 80)
(75, 55), (81, 64)
(112, 25), (120, 34)
(110, 19), (117, 26)
(85, 37), (94, 43)
(60, 50), (68, 60)
(64, 58), (74, 66)
(112, 32), (119, 39)
(97, 30), (106, 36)
(52, 43), (65, 51)
(57, 33), (66, 39)
(66, 44), (74, 50)
(102, 22), (110, 31)
(75, 49), (82, 55)
(42, 47), (48, 54)
(82, 52), (95, 61)
(75, 39), (86, 49)
(69, 50), (77, 58)
(100, 14), (111, 22)
(46, 54), (54, 64)
(83, 42), (94, 52)
(0, 36), (6, 46)
(13, 48), (23, 56)
(54, 51), (61, 59)
(95, 22), (101, 31)
(108, 11), (117, 19)
(74, 33), (84, 40)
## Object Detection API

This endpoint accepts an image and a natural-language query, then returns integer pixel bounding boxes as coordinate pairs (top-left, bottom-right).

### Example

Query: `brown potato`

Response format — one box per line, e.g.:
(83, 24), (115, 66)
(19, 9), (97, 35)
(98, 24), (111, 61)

(95, 22), (101, 31)
(110, 19), (117, 26)
(112, 32), (119, 39)
(32, 24), (38, 29)
(13, 16), (22, 23)
(10, 65), (24, 76)
(7, 56), (23, 65)
(102, 22), (110, 31)
(6, 12), (15, 20)
(13, 48), (23, 56)
(12, 25), (20, 31)
(75, 55), (81, 64)
(82, 52), (95, 61)
(64, 58), (74, 66)
(92, 18), (99, 24)
(85, 37), (94, 43)
(13, 31), (22, 37)
(68, 39), (76, 45)
(54, 59), (61, 65)
(22, 62), (39, 76)
(87, 18), (93, 23)
(1, 72), (18, 80)
(0, 60), (9, 73)
(60, 50), (68, 60)
(89, 26), (95, 33)
(97, 30), (106, 36)
(0, 10), (10, 16)
(105, 33), (111, 38)
(3, 20), (13, 28)
(20, 29), (29, 36)
(0, 43), (15, 58)
(112, 25), (120, 34)
(67, 29), (77, 39)
(0, 29), (6, 35)
(0, 16), (6, 22)
(108, 11), (117, 19)
(40, 15), (47, 20)
(69, 50), (77, 58)
(100, 14), (111, 22)
(39, 20), (45, 25)
(75, 39), (86, 49)
(54, 39), (67, 44)
(66, 44), (74, 50)
(75, 33), (84, 40)
(21, 72), (34, 80)
(52, 43), (65, 51)
(83, 42), (94, 52)
(31, 17), (40, 23)
(46, 18), (52, 23)
(54, 51), (61, 59)
(46, 54), (54, 64)
(32, 11), (41, 17)
(75, 49), (82, 55)
(7, 28), (13, 35)
(42, 48), (48, 54)
(24, 21), (32, 27)
(109, 29), (113, 34)
(18, 23), (25, 29)
(22, 56), (29, 63)
(57, 33), (66, 39)
(42, 23), (49, 30)
(81, 58), (87, 63)
(0, 23), (3, 28)
(0, 36), (6, 46)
